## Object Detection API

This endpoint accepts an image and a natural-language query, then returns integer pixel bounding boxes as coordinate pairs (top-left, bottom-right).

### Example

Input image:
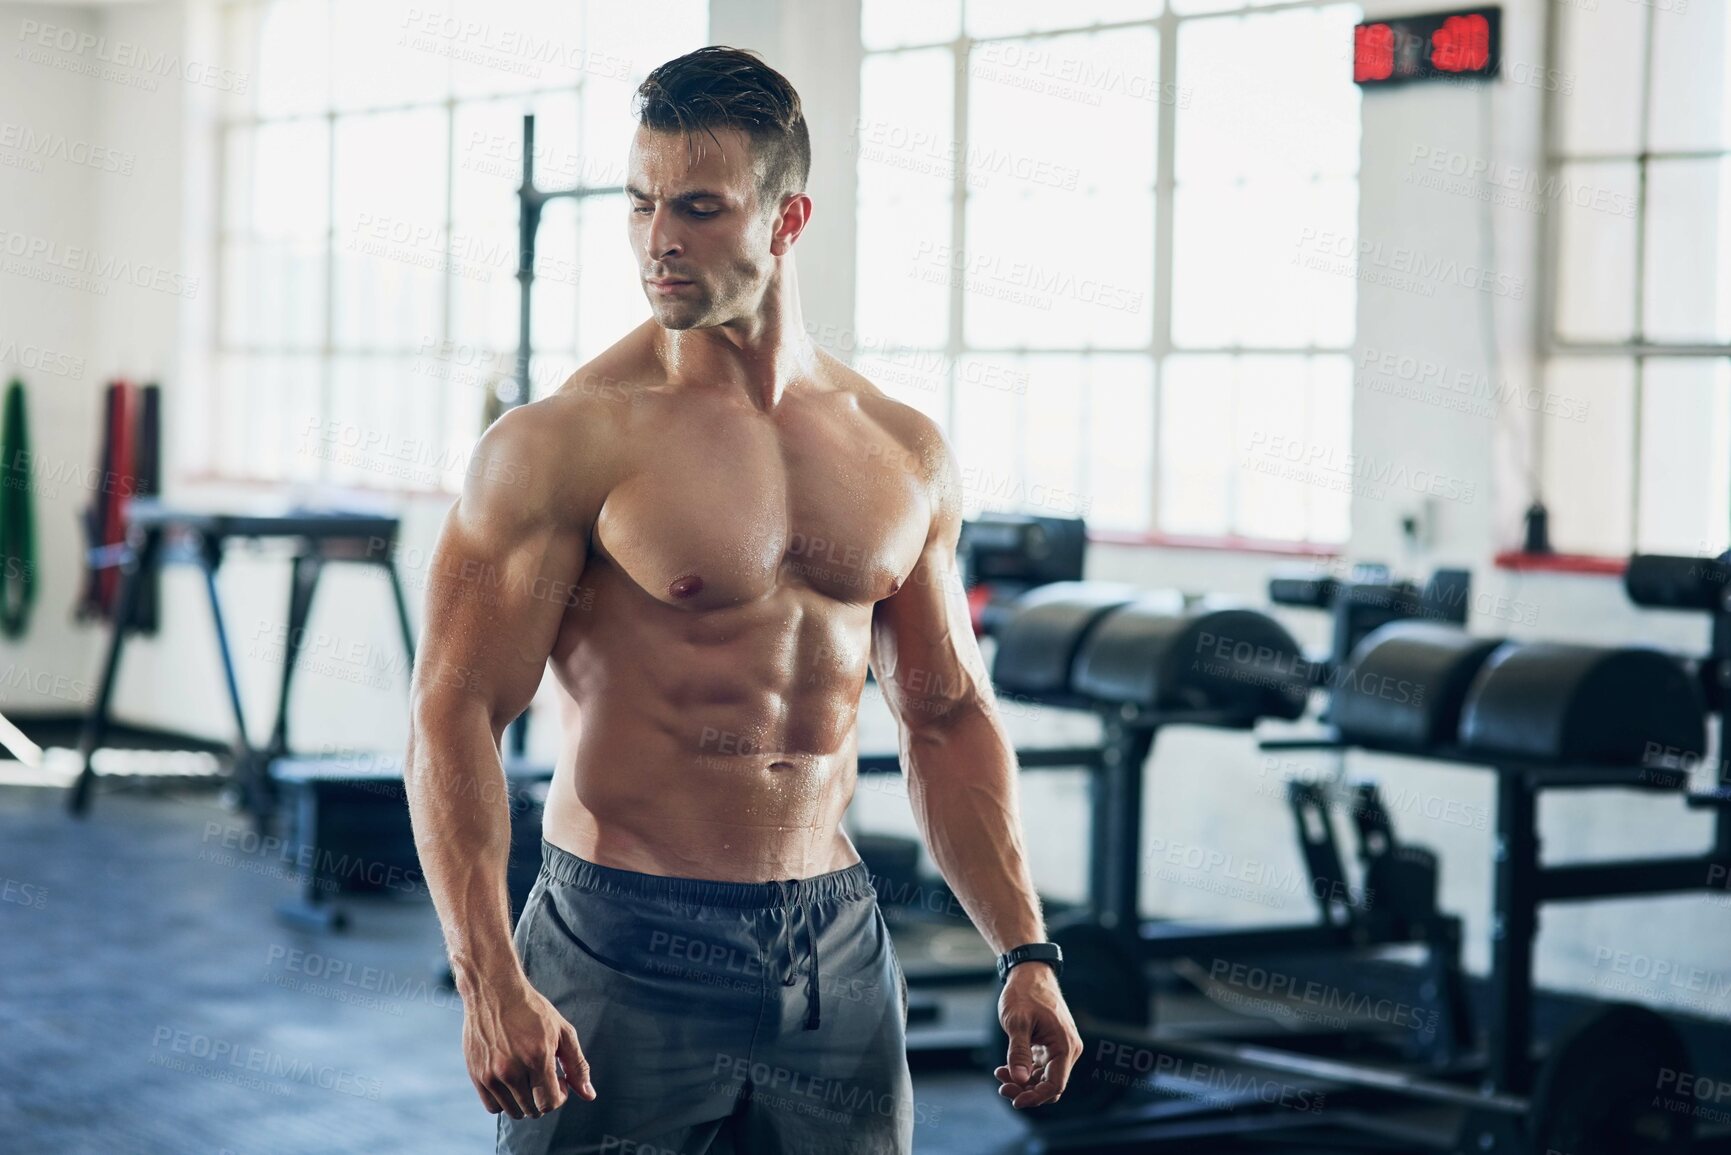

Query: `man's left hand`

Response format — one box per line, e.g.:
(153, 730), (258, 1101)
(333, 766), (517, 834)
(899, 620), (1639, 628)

(993, 962), (1082, 1109)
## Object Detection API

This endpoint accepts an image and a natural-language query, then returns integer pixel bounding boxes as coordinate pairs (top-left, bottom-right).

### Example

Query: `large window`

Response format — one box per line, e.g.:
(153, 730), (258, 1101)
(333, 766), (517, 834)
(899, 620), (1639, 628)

(199, 0), (706, 493)
(1542, 2), (1731, 556)
(855, 0), (1361, 540)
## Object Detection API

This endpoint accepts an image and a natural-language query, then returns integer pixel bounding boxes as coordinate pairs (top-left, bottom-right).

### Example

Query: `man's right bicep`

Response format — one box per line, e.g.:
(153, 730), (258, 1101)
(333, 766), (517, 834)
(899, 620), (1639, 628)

(413, 419), (589, 735)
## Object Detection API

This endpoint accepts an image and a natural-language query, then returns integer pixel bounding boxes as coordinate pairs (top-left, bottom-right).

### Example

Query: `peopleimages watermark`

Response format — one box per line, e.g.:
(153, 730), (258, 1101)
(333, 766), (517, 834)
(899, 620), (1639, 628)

(1243, 431), (1479, 505)
(149, 1026), (382, 1100)
(0, 121), (133, 175)
(968, 40), (1190, 109)
(397, 8), (632, 82)
(1205, 959), (1441, 1037)
(262, 944), (460, 1015)
(0, 335), (84, 379)
(1405, 145), (1636, 219)
(1588, 946), (1731, 1017)
(1145, 834), (1365, 912)
(199, 821), (423, 895)
(908, 239), (1145, 315)
(849, 116), (1079, 193)
(1, 877), (48, 910)
(1357, 346), (1590, 424)
(708, 1052), (941, 1127)
(1294, 228), (1526, 300)
(1091, 1040), (1328, 1112)
(14, 19), (249, 94)
(1254, 757), (1490, 831)
(0, 227), (199, 297)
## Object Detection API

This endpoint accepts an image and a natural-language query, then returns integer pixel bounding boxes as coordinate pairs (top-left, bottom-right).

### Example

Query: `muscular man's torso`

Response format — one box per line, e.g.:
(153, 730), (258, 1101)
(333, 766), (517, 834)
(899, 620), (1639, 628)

(533, 322), (936, 883)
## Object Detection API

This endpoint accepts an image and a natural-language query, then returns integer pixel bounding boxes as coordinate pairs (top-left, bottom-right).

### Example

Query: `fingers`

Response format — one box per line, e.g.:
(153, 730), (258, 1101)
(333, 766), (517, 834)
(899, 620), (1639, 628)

(556, 1026), (597, 1102)
(1003, 1027), (1035, 1088)
(1010, 1032), (1079, 1110)
(474, 1080), (506, 1116)
(494, 1060), (539, 1120)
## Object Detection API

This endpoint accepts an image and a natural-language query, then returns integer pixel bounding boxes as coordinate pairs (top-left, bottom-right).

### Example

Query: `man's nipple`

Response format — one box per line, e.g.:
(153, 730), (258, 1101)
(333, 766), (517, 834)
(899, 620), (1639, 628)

(669, 573), (704, 600)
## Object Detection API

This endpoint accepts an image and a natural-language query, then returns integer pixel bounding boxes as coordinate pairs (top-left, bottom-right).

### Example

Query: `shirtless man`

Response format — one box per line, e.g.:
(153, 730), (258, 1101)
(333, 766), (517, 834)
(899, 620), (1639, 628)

(405, 46), (1080, 1154)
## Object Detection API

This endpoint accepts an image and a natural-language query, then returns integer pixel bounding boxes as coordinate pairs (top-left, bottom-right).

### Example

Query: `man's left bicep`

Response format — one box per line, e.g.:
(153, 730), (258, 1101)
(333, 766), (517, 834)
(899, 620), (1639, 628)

(871, 540), (990, 727)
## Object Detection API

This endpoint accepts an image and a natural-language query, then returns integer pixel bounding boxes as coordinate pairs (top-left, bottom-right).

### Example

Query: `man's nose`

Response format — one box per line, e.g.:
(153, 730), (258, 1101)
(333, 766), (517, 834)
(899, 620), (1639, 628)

(645, 206), (683, 261)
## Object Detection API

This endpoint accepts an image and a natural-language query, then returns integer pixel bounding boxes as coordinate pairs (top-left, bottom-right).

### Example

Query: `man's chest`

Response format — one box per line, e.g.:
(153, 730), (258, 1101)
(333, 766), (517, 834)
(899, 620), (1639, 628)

(593, 396), (933, 610)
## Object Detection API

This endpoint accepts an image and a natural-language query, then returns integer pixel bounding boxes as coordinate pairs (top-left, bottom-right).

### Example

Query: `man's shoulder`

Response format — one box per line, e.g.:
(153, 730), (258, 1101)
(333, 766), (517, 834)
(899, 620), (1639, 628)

(818, 349), (951, 475)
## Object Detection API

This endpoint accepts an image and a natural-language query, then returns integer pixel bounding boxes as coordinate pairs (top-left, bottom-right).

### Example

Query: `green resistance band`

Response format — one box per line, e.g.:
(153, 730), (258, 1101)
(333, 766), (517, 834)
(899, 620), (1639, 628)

(0, 378), (37, 637)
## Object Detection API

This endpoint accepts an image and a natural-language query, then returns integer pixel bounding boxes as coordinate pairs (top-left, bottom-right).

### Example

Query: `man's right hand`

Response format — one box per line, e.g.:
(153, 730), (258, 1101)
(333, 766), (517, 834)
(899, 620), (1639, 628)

(463, 978), (596, 1119)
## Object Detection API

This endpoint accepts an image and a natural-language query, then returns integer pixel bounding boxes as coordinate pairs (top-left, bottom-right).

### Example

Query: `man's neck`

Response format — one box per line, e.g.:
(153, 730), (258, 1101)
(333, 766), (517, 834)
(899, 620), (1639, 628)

(653, 263), (818, 411)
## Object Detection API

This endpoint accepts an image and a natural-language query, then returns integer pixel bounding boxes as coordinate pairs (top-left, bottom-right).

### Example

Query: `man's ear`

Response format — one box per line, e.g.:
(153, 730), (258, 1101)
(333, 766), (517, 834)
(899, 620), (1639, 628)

(771, 193), (812, 255)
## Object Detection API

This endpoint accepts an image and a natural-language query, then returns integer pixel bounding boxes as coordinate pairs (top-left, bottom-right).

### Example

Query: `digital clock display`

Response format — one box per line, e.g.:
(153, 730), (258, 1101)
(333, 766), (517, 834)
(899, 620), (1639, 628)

(1354, 7), (1500, 87)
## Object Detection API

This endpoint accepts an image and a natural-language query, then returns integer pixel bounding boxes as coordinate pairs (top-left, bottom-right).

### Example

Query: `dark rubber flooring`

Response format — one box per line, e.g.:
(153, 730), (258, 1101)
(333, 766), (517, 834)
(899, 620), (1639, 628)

(0, 784), (1029, 1155)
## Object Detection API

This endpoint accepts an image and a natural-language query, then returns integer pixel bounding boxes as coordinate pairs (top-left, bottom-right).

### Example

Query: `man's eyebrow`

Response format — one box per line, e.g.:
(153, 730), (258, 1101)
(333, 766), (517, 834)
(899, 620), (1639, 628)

(624, 185), (728, 204)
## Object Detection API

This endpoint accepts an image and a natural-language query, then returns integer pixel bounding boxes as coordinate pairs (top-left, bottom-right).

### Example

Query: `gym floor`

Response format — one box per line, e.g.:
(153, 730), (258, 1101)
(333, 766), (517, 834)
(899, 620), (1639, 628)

(0, 785), (1032, 1155)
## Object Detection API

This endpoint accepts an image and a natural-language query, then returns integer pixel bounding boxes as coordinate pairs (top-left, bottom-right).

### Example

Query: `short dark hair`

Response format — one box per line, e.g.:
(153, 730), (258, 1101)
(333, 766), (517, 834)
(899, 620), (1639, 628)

(634, 46), (811, 209)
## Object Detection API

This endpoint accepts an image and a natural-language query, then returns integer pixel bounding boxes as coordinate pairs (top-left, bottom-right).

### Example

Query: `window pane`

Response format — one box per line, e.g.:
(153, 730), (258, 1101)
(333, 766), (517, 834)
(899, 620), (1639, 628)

(447, 219), (519, 352)
(1174, 178), (1356, 348)
(253, 0), (331, 119)
(1086, 356), (1155, 531)
(965, 0), (1161, 39)
(1637, 359), (1731, 555)
(331, 233), (445, 352)
(439, 0), (580, 100)
(1647, 2), (1731, 153)
(1173, 0), (1245, 14)
(953, 363), (1021, 518)
(218, 354), (321, 483)
(582, 0), (709, 84)
(222, 239), (324, 349)
(857, 49), (954, 348)
(1555, 0), (1647, 156)
(333, 108), (450, 238)
(1161, 354), (1348, 540)
(1234, 357), (1311, 539)
(965, 187), (1152, 348)
(326, 357), (446, 491)
(1023, 356), (1088, 518)
(1643, 158), (1731, 344)
(1554, 162), (1639, 343)
(1161, 355), (1234, 534)
(333, 1), (449, 110)
(1177, 6), (1362, 182)
(1541, 357), (1635, 556)
(576, 194), (650, 365)
(227, 120), (329, 241)
(864, 0), (959, 49)
(1308, 357), (1352, 543)
(531, 199), (578, 352)
(966, 27), (1157, 349)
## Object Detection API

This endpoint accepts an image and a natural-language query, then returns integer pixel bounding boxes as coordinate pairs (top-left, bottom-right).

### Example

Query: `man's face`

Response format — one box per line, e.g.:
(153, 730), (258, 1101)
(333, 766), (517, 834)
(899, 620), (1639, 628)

(626, 125), (781, 330)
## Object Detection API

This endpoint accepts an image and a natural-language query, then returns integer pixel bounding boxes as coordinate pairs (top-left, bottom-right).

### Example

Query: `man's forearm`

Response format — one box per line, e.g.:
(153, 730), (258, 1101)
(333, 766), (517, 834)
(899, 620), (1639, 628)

(405, 694), (524, 1001)
(903, 705), (1046, 955)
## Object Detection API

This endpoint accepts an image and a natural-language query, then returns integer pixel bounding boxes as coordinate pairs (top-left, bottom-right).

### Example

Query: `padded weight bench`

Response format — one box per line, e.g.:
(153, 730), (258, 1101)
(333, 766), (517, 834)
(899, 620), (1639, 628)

(270, 754), (553, 932)
(1285, 622), (1716, 1099)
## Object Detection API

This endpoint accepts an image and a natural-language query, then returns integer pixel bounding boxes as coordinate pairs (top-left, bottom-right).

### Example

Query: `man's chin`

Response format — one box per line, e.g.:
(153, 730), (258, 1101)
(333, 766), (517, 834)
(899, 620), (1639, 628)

(648, 302), (707, 330)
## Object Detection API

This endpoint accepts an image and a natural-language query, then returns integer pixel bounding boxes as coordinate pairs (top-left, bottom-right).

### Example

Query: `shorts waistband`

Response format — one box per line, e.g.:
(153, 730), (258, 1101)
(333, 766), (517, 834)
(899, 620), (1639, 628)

(539, 839), (876, 908)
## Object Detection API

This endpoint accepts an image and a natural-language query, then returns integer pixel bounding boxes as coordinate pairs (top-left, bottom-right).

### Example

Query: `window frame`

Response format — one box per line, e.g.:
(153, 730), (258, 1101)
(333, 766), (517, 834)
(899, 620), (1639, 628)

(1537, 0), (1731, 557)
(857, 0), (1362, 548)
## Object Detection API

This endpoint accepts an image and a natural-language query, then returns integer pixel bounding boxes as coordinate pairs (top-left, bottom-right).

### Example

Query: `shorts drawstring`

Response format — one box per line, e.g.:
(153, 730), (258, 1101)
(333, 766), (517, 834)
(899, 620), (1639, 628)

(776, 880), (821, 1030)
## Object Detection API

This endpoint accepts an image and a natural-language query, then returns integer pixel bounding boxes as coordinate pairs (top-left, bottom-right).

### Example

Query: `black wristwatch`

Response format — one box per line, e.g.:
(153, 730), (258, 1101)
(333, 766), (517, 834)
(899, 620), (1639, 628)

(997, 942), (1063, 984)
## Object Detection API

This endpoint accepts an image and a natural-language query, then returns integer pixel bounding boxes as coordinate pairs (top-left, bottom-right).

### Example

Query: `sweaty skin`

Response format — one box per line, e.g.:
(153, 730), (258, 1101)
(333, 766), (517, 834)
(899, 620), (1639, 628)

(405, 121), (1080, 1127)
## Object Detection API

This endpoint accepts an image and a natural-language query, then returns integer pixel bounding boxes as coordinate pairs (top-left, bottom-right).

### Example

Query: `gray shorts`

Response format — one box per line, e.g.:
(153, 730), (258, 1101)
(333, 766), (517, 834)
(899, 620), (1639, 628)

(496, 840), (913, 1155)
